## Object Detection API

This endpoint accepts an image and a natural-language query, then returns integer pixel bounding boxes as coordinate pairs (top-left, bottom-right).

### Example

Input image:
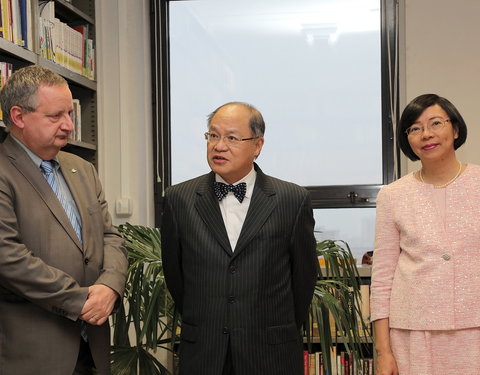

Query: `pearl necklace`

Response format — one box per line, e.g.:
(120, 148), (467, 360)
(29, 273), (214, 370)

(419, 161), (463, 189)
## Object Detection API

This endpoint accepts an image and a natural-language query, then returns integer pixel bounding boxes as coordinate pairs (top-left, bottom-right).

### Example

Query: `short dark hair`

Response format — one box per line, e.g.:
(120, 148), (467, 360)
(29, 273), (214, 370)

(207, 102), (265, 137)
(0, 65), (67, 130)
(397, 94), (467, 161)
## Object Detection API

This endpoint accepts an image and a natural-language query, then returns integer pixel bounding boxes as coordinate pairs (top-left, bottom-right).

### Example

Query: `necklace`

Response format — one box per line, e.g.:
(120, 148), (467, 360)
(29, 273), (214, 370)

(419, 160), (463, 189)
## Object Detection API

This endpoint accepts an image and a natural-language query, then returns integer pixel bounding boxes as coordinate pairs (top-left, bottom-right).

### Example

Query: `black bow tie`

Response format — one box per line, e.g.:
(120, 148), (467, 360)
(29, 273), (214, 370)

(213, 182), (247, 203)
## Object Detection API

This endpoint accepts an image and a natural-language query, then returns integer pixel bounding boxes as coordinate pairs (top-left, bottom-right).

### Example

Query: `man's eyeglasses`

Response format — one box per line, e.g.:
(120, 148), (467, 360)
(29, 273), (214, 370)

(405, 119), (451, 137)
(204, 132), (259, 146)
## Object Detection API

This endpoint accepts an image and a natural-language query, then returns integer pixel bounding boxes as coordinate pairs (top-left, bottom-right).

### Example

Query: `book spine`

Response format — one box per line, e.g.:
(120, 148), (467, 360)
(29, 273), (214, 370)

(304, 350), (309, 375)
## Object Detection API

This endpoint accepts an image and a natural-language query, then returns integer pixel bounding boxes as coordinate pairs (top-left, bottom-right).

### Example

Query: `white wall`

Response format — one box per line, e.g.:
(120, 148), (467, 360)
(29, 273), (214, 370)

(96, 0), (154, 227)
(400, 0), (480, 175)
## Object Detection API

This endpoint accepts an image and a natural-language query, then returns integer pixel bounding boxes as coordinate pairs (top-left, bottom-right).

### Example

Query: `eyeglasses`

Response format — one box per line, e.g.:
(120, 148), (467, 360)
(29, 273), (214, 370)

(204, 132), (259, 146)
(405, 119), (451, 137)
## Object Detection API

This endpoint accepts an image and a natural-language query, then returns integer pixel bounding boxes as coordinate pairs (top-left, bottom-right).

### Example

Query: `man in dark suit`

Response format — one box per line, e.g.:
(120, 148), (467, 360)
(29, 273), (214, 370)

(0, 65), (128, 374)
(161, 102), (318, 375)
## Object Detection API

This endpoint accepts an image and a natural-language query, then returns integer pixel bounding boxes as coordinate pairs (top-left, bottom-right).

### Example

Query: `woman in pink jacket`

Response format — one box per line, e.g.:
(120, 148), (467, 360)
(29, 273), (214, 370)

(371, 94), (480, 375)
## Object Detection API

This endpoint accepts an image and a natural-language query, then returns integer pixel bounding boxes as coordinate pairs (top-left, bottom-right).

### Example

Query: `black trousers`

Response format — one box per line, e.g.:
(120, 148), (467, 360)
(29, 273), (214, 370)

(222, 340), (234, 375)
(73, 339), (96, 375)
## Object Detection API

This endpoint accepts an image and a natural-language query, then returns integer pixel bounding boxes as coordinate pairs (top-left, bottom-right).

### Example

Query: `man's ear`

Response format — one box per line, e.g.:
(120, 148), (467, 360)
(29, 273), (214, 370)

(254, 137), (265, 158)
(9, 106), (26, 129)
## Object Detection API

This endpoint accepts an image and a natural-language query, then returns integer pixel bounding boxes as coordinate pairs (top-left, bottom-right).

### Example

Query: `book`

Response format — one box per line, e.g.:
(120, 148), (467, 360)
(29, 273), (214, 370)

(309, 353), (316, 375)
(11, 0), (22, 46)
(0, 1), (3, 38)
(25, 0), (32, 49)
(304, 350), (309, 375)
(18, 0), (28, 48)
(85, 38), (94, 79)
(1, 0), (12, 42)
(71, 98), (82, 141)
(359, 284), (371, 335)
(315, 351), (322, 375)
(0, 61), (13, 121)
(73, 24), (88, 75)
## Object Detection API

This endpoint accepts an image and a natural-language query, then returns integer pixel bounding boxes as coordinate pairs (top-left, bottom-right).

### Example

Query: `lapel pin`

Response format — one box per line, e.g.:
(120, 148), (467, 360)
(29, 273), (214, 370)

(71, 169), (77, 173)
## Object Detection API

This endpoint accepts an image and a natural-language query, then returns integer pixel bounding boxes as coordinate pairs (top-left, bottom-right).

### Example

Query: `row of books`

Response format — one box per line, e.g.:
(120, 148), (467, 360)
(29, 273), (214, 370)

(1, 1), (95, 80)
(304, 350), (374, 375)
(0, 0), (33, 50)
(39, 1), (95, 80)
(0, 61), (13, 121)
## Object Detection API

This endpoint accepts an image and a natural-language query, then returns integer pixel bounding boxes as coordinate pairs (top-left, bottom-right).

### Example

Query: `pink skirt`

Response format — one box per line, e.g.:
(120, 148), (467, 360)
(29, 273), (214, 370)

(390, 327), (480, 375)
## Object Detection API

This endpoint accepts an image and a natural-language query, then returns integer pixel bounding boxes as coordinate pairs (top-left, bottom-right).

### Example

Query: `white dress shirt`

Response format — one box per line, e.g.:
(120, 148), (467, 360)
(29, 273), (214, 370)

(216, 167), (256, 251)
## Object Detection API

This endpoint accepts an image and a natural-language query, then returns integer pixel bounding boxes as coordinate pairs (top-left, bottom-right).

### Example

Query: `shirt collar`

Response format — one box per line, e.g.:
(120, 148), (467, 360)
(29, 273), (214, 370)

(11, 135), (59, 168)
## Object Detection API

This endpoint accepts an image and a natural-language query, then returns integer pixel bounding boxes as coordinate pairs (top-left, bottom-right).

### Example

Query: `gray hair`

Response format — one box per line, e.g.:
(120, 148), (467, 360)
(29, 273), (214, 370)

(207, 102), (265, 137)
(0, 65), (67, 130)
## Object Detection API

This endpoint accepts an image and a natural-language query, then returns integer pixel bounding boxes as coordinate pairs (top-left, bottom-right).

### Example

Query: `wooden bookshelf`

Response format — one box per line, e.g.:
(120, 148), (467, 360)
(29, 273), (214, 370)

(0, 0), (97, 165)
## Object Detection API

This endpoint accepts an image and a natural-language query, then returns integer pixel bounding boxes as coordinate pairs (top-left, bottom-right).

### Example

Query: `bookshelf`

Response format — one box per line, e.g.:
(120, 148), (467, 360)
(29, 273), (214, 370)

(0, 0), (97, 165)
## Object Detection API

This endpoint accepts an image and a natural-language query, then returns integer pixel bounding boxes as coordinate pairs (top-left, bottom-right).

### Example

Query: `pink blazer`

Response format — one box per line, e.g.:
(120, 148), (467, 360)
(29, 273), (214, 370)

(371, 164), (480, 330)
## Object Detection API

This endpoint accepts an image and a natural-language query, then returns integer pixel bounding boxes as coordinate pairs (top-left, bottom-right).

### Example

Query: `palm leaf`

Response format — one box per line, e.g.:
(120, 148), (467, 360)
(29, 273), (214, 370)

(111, 223), (180, 375)
(310, 239), (372, 373)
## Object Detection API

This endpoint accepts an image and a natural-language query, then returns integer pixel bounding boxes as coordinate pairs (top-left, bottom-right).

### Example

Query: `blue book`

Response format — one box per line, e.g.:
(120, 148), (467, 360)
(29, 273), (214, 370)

(18, 0), (28, 49)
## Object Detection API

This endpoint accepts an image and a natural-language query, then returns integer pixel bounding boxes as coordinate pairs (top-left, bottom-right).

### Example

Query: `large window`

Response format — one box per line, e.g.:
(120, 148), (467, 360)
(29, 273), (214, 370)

(151, 0), (398, 261)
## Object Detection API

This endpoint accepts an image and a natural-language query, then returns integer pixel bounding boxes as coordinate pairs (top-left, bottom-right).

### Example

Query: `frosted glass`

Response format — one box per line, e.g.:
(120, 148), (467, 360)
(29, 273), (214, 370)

(169, 0), (383, 186)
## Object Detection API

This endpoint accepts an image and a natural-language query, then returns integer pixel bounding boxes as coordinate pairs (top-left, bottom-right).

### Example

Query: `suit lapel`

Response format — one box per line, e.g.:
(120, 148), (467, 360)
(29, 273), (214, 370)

(234, 165), (276, 256)
(194, 172), (233, 254)
(4, 136), (83, 251)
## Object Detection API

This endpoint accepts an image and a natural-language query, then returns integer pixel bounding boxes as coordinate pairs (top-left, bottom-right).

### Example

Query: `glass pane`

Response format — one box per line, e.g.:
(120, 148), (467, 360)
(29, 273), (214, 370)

(169, 0), (382, 186)
(314, 208), (375, 264)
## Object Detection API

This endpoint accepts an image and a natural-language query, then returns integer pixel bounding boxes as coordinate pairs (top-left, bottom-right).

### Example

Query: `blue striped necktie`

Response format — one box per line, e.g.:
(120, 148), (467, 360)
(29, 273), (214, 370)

(40, 160), (87, 341)
(40, 160), (83, 243)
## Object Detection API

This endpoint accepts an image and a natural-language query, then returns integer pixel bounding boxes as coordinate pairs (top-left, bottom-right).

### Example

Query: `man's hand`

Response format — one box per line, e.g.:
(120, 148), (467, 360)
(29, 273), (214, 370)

(79, 284), (118, 326)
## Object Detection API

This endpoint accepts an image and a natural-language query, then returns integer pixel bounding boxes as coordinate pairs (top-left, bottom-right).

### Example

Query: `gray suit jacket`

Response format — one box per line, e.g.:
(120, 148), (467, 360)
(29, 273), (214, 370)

(161, 164), (318, 375)
(0, 135), (128, 375)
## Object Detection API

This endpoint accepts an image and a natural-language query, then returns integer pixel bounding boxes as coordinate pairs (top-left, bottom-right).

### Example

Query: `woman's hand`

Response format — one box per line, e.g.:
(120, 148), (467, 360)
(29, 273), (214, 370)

(373, 318), (399, 375)
(376, 350), (399, 375)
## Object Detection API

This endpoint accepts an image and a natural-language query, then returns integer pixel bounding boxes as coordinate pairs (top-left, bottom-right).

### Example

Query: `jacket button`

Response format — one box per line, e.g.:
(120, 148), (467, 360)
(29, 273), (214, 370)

(223, 327), (229, 334)
(228, 296), (235, 304)
(84, 258), (90, 265)
(229, 265), (236, 274)
(441, 254), (451, 261)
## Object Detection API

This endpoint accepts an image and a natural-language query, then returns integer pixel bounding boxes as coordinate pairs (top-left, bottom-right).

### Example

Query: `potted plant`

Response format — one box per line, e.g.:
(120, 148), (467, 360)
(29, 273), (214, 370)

(111, 223), (180, 375)
(309, 240), (372, 373)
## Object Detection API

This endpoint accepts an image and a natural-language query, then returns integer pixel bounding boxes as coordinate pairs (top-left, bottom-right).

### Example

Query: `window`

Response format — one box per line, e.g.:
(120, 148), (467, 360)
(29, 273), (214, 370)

(151, 0), (399, 260)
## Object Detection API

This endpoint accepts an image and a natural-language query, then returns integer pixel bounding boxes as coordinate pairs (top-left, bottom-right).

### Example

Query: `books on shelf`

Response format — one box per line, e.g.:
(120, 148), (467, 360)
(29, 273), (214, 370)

(0, 0), (33, 50)
(0, 61), (13, 121)
(304, 349), (374, 375)
(39, 1), (95, 79)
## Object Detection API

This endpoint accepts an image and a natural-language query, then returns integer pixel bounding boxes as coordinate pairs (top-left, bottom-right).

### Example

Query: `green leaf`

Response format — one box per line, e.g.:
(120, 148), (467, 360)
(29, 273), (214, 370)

(309, 239), (373, 373)
(112, 224), (180, 375)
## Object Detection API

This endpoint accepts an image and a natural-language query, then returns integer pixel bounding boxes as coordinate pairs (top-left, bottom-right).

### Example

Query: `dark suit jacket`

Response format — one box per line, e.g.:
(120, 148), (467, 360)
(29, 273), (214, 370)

(0, 135), (128, 375)
(161, 164), (318, 375)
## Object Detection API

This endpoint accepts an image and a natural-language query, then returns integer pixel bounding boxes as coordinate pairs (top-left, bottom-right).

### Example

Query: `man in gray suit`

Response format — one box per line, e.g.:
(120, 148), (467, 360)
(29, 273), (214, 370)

(161, 102), (318, 375)
(0, 66), (128, 374)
